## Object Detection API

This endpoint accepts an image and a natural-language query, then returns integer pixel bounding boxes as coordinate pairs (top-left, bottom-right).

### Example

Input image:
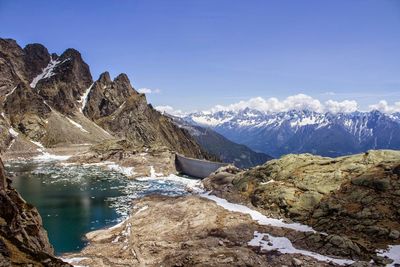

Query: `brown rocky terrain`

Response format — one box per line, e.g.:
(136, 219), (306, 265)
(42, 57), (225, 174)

(68, 139), (178, 178)
(0, 38), (209, 160)
(203, 150), (400, 264)
(64, 195), (367, 267)
(0, 158), (69, 266)
(83, 71), (207, 159)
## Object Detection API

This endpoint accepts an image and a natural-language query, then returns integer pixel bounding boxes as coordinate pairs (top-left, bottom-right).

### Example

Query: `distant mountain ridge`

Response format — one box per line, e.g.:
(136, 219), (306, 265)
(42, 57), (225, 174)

(170, 115), (273, 168)
(183, 108), (400, 157)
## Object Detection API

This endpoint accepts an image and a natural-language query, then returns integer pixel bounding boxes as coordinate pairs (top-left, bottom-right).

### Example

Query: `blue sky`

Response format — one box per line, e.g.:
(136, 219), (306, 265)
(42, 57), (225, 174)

(1, 0), (399, 112)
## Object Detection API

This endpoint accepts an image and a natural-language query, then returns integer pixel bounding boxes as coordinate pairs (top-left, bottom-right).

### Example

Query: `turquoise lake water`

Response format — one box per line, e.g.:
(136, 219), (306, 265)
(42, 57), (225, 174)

(5, 160), (194, 254)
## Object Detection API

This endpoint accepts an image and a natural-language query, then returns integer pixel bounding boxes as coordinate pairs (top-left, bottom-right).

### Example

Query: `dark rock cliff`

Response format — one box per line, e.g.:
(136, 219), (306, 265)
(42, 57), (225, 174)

(35, 48), (93, 115)
(84, 71), (207, 158)
(0, 38), (208, 159)
(0, 158), (69, 266)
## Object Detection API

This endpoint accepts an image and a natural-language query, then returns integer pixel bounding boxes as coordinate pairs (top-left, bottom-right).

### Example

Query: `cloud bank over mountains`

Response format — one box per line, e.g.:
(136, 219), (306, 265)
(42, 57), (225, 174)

(155, 94), (400, 116)
(369, 100), (400, 114)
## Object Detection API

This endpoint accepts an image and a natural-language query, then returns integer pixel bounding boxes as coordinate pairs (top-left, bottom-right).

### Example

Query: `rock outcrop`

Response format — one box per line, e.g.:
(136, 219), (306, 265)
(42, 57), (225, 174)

(83, 71), (208, 159)
(35, 48), (93, 115)
(0, 38), (208, 160)
(204, 150), (400, 261)
(64, 195), (351, 267)
(23, 43), (51, 83)
(0, 158), (69, 266)
(70, 139), (179, 178)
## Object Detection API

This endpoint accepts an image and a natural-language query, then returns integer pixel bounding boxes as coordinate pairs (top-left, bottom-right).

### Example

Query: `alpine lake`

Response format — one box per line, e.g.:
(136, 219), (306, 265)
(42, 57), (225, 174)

(5, 159), (197, 254)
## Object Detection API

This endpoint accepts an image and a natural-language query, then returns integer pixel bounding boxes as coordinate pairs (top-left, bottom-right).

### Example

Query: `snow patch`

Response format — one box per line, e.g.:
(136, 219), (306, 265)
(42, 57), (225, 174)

(109, 217), (129, 230)
(4, 86), (17, 101)
(106, 164), (136, 177)
(67, 117), (89, 133)
(33, 152), (71, 162)
(290, 116), (318, 127)
(29, 140), (71, 161)
(30, 140), (45, 149)
(260, 179), (275, 185)
(60, 257), (89, 267)
(248, 231), (354, 265)
(137, 174), (203, 193)
(377, 245), (400, 267)
(150, 166), (163, 178)
(201, 193), (315, 233)
(78, 83), (94, 112)
(136, 205), (148, 214)
(8, 128), (19, 137)
(7, 139), (15, 150)
(30, 57), (70, 88)
(192, 115), (233, 127)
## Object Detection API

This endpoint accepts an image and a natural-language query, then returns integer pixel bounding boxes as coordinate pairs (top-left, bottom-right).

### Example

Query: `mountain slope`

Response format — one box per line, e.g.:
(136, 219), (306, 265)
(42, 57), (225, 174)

(184, 109), (400, 157)
(0, 38), (208, 159)
(170, 116), (273, 168)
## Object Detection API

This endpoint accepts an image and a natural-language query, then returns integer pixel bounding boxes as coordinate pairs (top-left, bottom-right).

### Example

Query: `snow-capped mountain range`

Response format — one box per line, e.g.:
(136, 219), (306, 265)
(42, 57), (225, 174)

(183, 108), (400, 157)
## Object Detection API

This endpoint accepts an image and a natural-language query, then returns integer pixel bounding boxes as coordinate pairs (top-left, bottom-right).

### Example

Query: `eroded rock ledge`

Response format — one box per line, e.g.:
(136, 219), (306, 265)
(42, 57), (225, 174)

(64, 195), (370, 267)
(203, 150), (400, 265)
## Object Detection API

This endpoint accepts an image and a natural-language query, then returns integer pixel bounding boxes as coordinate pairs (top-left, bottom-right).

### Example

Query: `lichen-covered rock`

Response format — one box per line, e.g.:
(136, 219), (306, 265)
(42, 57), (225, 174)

(204, 150), (400, 258)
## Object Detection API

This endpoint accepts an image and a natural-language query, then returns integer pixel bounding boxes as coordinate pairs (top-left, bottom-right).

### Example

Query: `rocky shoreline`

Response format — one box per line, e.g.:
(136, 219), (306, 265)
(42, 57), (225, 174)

(2, 147), (400, 266)
(63, 195), (353, 267)
(0, 158), (71, 266)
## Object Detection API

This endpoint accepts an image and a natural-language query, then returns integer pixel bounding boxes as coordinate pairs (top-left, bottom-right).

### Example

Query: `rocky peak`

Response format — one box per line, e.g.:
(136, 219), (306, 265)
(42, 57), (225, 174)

(0, 38), (22, 58)
(84, 72), (135, 120)
(98, 71), (112, 84)
(59, 48), (82, 60)
(0, 38), (27, 95)
(34, 47), (93, 114)
(114, 73), (136, 91)
(0, 38), (210, 160)
(23, 43), (50, 81)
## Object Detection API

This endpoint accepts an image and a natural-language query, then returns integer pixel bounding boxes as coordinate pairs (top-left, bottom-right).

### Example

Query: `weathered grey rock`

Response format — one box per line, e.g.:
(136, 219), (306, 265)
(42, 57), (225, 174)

(388, 229), (400, 239)
(64, 195), (343, 267)
(291, 257), (303, 266)
(204, 150), (400, 259)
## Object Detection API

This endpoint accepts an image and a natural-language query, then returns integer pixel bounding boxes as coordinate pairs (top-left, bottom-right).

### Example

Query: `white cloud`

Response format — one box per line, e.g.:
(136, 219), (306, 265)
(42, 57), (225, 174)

(210, 94), (326, 113)
(324, 100), (358, 113)
(369, 100), (400, 114)
(156, 94), (400, 116)
(138, 88), (161, 94)
(155, 105), (187, 117)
